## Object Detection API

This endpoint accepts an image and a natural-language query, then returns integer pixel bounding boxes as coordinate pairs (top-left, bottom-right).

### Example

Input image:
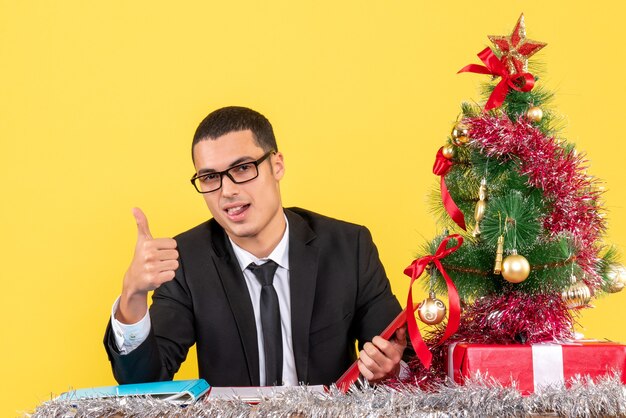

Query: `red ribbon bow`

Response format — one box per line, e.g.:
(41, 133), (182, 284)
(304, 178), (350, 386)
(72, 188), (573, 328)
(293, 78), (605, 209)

(433, 147), (466, 231)
(403, 234), (463, 369)
(458, 47), (535, 111)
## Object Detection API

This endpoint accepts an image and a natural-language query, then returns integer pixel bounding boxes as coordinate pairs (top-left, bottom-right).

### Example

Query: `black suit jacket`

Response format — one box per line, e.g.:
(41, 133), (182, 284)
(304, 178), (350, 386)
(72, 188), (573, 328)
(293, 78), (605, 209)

(104, 208), (402, 386)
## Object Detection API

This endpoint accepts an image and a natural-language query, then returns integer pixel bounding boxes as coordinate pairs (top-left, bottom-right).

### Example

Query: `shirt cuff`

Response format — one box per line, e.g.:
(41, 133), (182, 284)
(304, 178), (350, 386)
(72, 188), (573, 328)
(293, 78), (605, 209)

(110, 296), (151, 354)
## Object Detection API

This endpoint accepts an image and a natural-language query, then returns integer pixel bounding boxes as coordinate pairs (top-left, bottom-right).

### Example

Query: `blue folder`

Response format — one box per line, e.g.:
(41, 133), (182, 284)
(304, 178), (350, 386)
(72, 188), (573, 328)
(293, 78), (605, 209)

(57, 379), (210, 404)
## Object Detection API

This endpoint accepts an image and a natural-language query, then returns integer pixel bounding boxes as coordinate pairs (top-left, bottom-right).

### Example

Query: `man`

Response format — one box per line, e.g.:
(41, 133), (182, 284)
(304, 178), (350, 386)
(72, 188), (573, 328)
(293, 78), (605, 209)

(104, 106), (406, 386)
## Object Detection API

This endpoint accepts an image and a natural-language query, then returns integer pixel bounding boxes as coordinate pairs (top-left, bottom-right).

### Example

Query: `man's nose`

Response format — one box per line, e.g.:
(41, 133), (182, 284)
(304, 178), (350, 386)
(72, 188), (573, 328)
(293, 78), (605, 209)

(220, 174), (240, 197)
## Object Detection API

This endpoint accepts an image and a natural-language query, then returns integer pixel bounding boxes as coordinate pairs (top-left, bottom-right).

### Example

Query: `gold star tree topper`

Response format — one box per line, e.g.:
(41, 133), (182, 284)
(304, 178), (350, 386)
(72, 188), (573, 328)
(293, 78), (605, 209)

(488, 14), (547, 75)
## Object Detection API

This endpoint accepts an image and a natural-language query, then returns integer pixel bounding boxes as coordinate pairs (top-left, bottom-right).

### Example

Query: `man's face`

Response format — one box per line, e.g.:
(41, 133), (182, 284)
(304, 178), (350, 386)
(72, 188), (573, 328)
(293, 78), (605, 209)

(192, 130), (285, 246)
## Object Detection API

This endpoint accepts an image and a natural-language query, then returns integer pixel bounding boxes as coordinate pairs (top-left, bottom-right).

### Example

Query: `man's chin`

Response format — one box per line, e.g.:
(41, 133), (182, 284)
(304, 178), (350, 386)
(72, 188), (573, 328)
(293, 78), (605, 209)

(223, 222), (257, 240)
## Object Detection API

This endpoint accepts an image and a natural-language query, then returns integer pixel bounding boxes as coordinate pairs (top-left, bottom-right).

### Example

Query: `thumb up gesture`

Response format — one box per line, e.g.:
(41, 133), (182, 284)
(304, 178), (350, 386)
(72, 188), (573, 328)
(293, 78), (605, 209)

(117, 208), (179, 323)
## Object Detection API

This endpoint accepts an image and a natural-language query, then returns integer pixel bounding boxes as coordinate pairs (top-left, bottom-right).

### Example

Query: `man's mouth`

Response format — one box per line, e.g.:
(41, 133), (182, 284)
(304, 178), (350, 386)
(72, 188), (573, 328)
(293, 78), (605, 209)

(224, 204), (250, 218)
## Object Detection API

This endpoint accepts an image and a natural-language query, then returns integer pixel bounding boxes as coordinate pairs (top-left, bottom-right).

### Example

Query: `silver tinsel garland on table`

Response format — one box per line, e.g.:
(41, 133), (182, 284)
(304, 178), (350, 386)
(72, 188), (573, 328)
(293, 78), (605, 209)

(29, 375), (626, 418)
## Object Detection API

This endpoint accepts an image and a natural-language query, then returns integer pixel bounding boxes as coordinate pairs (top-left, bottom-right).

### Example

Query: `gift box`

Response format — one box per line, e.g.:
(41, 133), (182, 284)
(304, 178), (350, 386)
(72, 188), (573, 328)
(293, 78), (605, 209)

(447, 341), (626, 395)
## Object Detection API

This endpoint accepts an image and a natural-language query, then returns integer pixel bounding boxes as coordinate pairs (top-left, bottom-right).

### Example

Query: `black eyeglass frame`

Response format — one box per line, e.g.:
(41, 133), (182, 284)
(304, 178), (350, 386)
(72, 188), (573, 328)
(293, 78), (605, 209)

(190, 151), (275, 193)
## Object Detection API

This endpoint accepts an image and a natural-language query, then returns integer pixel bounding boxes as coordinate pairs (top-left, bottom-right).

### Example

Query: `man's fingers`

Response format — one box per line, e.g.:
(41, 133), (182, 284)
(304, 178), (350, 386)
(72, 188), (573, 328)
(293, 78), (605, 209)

(143, 259), (179, 275)
(155, 249), (179, 261)
(357, 359), (375, 381)
(132, 207), (153, 240)
(372, 335), (404, 362)
(157, 259), (179, 272)
(358, 334), (407, 383)
(358, 343), (393, 382)
(139, 242), (178, 263)
(363, 342), (392, 371)
(357, 349), (377, 381)
(156, 270), (176, 283)
(394, 326), (407, 342)
(145, 238), (178, 251)
(390, 327), (408, 350)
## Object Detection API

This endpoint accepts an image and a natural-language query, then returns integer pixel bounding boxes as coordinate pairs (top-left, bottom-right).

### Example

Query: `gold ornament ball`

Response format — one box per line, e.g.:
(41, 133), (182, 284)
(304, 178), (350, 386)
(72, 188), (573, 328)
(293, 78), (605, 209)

(606, 263), (626, 293)
(442, 145), (455, 159)
(501, 253), (530, 283)
(418, 296), (447, 325)
(526, 106), (543, 122)
(562, 280), (591, 309)
(451, 122), (470, 145)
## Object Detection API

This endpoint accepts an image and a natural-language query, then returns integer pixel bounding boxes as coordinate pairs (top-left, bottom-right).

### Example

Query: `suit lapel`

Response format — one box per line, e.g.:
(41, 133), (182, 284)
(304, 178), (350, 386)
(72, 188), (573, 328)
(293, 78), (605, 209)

(285, 209), (318, 384)
(209, 223), (260, 386)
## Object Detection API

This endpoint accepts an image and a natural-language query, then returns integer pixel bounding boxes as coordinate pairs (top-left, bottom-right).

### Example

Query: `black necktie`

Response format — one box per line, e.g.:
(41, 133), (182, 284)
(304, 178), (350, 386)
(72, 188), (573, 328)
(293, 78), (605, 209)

(248, 260), (282, 386)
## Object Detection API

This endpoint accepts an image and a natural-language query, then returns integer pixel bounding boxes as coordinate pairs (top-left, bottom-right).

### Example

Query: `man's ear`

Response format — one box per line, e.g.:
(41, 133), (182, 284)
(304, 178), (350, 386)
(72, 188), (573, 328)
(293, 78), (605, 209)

(272, 151), (285, 180)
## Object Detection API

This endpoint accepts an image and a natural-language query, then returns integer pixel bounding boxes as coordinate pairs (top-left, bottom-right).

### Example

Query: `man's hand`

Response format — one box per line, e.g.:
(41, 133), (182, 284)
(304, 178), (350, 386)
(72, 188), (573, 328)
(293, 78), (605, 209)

(116, 208), (179, 324)
(357, 326), (407, 383)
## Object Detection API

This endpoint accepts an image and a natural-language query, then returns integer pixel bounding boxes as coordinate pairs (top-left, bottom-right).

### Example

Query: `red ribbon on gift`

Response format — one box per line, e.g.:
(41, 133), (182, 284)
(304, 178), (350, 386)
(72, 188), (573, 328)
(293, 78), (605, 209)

(403, 234), (463, 369)
(458, 47), (535, 111)
(433, 147), (466, 231)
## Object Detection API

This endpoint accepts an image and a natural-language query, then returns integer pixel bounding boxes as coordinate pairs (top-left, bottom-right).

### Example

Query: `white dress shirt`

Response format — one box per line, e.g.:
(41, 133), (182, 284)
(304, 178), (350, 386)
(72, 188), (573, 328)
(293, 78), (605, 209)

(111, 216), (298, 386)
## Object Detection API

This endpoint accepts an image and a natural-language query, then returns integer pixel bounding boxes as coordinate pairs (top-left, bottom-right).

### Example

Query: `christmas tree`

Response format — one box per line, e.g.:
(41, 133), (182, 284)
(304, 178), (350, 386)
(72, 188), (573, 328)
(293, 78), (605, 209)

(404, 14), (626, 386)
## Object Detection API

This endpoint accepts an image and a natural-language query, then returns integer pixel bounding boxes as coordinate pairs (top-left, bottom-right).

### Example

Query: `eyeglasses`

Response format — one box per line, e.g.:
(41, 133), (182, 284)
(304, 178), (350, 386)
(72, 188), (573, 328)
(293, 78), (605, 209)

(190, 151), (274, 193)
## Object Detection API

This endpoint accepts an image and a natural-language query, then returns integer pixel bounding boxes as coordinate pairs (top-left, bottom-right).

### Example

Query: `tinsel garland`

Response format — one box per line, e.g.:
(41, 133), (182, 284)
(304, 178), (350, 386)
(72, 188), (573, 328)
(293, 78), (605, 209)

(447, 292), (576, 344)
(30, 375), (626, 418)
(466, 115), (606, 288)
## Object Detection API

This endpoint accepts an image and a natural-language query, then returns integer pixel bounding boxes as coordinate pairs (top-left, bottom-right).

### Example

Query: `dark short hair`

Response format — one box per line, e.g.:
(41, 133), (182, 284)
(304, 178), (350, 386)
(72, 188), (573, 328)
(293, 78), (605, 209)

(192, 107), (278, 158)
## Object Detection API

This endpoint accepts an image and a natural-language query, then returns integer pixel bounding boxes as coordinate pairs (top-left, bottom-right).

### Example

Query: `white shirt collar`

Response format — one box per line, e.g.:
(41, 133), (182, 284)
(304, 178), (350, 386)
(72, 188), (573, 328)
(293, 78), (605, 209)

(228, 214), (290, 271)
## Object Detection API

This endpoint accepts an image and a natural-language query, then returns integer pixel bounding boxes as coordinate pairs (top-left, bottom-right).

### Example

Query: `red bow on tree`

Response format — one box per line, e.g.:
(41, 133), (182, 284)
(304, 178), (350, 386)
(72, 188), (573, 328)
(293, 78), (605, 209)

(403, 234), (463, 369)
(458, 47), (535, 111)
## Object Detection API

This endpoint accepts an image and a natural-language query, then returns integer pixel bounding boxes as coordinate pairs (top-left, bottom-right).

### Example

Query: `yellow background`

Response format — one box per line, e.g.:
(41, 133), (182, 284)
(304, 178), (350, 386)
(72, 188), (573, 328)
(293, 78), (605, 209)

(1, 1), (625, 415)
